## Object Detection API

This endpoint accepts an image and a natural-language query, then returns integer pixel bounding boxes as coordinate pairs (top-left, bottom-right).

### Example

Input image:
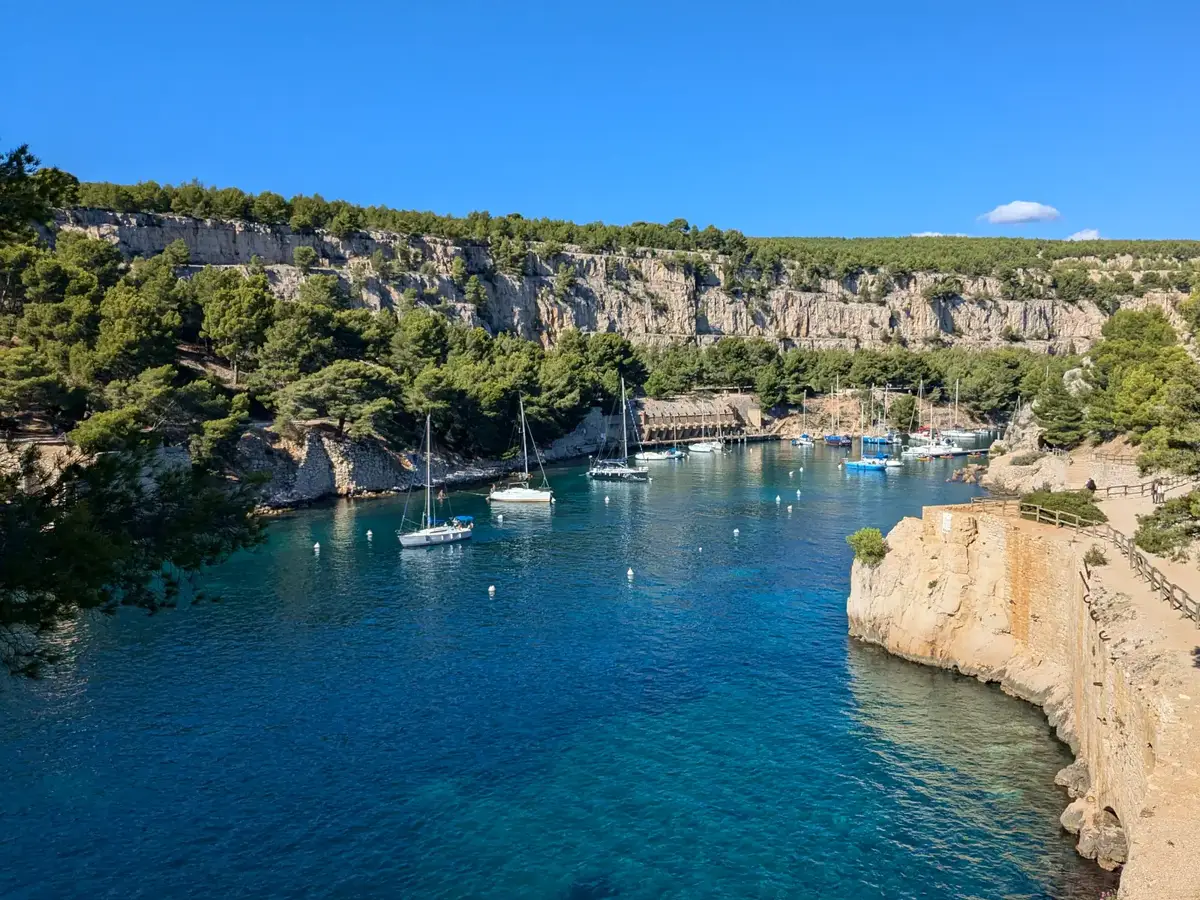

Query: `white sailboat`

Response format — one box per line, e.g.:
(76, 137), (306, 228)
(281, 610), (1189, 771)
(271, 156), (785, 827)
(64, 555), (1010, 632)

(588, 378), (650, 481)
(634, 411), (687, 461)
(792, 389), (815, 446)
(942, 378), (977, 441)
(689, 409), (721, 453)
(489, 395), (554, 503)
(400, 415), (474, 548)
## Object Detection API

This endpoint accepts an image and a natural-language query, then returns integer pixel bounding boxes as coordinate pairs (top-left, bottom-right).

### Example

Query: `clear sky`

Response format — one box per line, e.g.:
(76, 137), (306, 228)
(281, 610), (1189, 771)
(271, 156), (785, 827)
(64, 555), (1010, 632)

(8, 0), (1198, 239)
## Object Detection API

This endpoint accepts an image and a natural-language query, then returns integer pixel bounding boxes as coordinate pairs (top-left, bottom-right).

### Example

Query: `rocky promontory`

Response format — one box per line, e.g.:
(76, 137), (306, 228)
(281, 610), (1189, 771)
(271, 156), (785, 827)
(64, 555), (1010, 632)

(847, 504), (1200, 898)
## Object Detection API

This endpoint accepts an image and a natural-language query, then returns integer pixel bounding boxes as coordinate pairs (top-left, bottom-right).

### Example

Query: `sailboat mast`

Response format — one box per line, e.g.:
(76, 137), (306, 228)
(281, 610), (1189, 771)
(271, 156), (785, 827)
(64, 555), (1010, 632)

(835, 376), (840, 433)
(954, 378), (960, 425)
(519, 395), (529, 477)
(620, 377), (629, 460)
(424, 413), (432, 528)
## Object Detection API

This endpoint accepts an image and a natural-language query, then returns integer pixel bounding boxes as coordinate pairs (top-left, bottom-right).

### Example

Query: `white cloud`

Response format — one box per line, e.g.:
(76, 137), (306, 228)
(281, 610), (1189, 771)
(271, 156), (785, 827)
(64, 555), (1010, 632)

(980, 201), (1061, 224)
(1067, 228), (1101, 241)
(910, 231), (967, 237)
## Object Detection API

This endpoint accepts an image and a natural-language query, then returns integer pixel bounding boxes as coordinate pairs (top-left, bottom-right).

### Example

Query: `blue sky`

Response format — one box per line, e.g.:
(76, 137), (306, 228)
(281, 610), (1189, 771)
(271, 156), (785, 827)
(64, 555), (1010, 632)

(8, 1), (1198, 239)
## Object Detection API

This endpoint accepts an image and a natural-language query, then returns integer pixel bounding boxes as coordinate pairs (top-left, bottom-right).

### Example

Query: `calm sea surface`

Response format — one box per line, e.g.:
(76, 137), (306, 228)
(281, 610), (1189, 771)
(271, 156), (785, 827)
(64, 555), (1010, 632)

(0, 443), (1117, 899)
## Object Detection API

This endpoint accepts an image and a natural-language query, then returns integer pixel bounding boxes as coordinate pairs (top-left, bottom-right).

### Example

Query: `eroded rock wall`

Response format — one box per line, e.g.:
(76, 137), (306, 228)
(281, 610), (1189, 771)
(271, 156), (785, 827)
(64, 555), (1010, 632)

(238, 408), (610, 508)
(847, 506), (1200, 898)
(55, 209), (1189, 352)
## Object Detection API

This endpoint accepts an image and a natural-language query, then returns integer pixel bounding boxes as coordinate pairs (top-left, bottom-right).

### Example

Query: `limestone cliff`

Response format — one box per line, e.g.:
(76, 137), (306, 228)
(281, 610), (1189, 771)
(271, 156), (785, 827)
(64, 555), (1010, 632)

(240, 408), (609, 508)
(52, 209), (1189, 352)
(848, 506), (1200, 898)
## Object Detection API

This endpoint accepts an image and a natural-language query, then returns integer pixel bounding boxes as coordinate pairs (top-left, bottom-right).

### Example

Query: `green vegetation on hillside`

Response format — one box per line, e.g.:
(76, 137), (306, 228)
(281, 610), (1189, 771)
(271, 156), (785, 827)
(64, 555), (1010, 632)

(71, 179), (1200, 286)
(1019, 489), (1107, 524)
(1031, 306), (1200, 474)
(0, 142), (265, 674)
(642, 339), (1069, 423)
(1133, 490), (1200, 558)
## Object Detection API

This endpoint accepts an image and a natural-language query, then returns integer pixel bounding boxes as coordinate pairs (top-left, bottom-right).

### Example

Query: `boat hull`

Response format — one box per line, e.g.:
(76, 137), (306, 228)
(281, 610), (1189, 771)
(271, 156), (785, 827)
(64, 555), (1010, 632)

(399, 526), (473, 548)
(634, 450), (683, 461)
(489, 486), (553, 503)
(588, 467), (650, 481)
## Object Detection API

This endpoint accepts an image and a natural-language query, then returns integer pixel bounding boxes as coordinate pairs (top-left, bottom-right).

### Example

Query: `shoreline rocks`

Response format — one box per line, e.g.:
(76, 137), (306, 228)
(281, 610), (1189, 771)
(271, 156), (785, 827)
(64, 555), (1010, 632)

(847, 504), (1200, 898)
(239, 408), (610, 510)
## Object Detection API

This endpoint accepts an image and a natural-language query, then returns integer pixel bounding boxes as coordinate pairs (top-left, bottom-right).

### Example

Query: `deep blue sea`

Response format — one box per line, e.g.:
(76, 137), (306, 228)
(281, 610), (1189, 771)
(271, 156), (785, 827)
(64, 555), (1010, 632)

(0, 443), (1118, 899)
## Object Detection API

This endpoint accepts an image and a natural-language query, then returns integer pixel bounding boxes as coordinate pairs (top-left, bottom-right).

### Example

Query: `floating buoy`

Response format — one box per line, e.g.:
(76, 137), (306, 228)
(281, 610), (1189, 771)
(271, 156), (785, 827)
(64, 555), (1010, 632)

(799, 467), (804, 473)
(627, 567), (634, 579)
(366, 530), (373, 540)
(698, 546), (702, 552)
(775, 495), (781, 504)
(733, 528), (740, 537)
(488, 585), (496, 596)
(604, 496), (610, 504)
(788, 470), (794, 478)
(497, 514), (504, 522)
(787, 505), (793, 513)
(796, 489), (801, 497)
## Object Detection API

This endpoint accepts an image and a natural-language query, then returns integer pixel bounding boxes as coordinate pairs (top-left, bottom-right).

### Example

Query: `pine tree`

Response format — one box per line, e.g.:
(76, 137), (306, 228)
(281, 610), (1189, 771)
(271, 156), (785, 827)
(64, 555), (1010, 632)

(1036, 377), (1085, 449)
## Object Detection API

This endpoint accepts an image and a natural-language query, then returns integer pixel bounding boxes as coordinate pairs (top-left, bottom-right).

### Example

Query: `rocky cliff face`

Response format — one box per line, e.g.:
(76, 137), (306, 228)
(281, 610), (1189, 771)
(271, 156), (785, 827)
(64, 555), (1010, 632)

(239, 408), (610, 508)
(848, 506), (1200, 898)
(54, 209), (1187, 352)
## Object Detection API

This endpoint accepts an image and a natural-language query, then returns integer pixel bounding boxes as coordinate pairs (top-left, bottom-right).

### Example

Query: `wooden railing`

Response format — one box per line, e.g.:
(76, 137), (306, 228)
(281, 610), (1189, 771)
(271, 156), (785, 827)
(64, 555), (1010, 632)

(966, 498), (1200, 626)
(1092, 472), (1192, 501)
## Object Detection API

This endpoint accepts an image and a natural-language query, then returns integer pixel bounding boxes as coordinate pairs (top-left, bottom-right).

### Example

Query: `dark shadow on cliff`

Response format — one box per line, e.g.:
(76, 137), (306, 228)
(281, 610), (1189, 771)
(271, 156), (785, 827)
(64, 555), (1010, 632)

(1191, 646), (1199, 668)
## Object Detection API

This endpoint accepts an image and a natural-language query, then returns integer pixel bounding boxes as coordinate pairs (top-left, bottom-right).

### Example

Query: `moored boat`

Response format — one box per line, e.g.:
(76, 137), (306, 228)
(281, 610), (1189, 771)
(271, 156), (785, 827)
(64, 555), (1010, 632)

(489, 395), (554, 503)
(400, 415), (474, 548)
(588, 378), (649, 481)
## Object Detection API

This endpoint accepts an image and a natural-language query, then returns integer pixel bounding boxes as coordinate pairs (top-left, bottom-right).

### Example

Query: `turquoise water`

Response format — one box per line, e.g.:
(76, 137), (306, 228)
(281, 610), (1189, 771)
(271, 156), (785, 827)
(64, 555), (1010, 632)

(0, 444), (1117, 899)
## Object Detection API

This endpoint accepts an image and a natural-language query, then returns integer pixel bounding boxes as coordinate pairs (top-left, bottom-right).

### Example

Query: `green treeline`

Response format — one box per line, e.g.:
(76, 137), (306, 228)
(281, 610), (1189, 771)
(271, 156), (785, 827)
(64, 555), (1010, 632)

(0, 232), (646, 458)
(0, 143), (263, 674)
(72, 179), (1200, 284)
(642, 339), (1068, 423)
(1033, 306), (1200, 474)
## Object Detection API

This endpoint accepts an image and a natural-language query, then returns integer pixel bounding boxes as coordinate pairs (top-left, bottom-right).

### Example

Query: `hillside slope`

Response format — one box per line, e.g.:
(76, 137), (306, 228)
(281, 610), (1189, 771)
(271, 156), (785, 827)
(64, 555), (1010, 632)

(54, 209), (1191, 352)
